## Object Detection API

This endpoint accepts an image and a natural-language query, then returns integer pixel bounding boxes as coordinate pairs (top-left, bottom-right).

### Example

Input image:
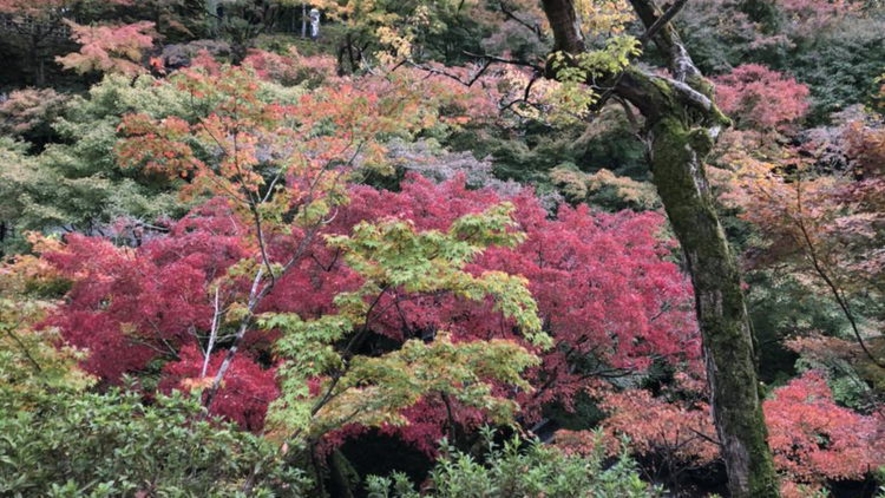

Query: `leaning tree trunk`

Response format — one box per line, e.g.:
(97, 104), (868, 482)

(633, 78), (780, 497)
(655, 119), (778, 498)
(540, 0), (780, 496)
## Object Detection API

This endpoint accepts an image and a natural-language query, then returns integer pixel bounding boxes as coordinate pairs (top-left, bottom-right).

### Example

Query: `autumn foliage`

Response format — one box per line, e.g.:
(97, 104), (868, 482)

(33, 173), (696, 442)
(765, 371), (884, 488)
(714, 64), (810, 132)
(556, 370), (885, 493)
(3, 2), (885, 492)
(56, 21), (156, 76)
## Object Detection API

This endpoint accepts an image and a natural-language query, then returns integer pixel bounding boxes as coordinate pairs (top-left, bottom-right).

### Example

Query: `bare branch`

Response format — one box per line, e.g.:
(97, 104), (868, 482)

(204, 266), (263, 408)
(638, 0), (689, 47)
(403, 59), (495, 88)
(497, 1), (545, 40)
(201, 286), (222, 378)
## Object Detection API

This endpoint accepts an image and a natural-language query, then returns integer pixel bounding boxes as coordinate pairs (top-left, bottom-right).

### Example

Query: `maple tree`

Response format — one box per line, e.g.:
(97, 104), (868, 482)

(764, 371), (885, 493)
(556, 390), (718, 489)
(33, 167), (704, 494)
(713, 64), (810, 133)
(316, 175), (700, 449)
(723, 113), (884, 369)
(0, 0), (138, 85)
(112, 52), (505, 420)
(263, 198), (547, 445)
(555, 369), (885, 496)
(56, 20), (157, 76)
(0, 87), (68, 146)
(34, 179), (550, 495)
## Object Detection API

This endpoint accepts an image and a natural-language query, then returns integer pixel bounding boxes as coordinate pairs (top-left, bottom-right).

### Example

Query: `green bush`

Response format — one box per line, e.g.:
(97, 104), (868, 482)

(0, 387), (311, 497)
(366, 428), (661, 498)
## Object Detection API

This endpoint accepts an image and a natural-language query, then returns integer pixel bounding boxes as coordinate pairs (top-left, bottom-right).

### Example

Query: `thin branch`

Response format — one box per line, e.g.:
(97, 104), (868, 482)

(201, 286), (222, 378)
(204, 266), (263, 408)
(462, 51), (544, 73)
(3, 324), (43, 374)
(405, 58), (496, 88)
(310, 248), (341, 272)
(685, 426), (722, 447)
(793, 176), (885, 368)
(500, 71), (542, 113)
(752, 172), (885, 368)
(498, 0), (545, 39)
(251, 203), (276, 288)
(261, 169), (284, 204)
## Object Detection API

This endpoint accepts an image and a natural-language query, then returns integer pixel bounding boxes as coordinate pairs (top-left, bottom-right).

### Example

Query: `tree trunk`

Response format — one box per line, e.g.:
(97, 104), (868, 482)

(539, 1), (780, 495)
(0, 221), (7, 258)
(206, 0), (220, 36)
(302, 3), (307, 38)
(29, 35), (45, 87)
(645, 109), (780, 498)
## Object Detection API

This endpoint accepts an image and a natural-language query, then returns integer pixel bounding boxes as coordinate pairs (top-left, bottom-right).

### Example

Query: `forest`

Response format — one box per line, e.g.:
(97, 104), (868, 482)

(0, 0), (883, 497)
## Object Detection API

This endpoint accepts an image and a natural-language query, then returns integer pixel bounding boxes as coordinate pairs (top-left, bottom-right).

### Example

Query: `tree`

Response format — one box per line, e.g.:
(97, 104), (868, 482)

(713, 64), (810, 133)
(56, 20), (157, 76)
(764, 371), (884, 494)
(531, 1), (780, 495)
(0, 87), (69, 148)
(556, 369), (885, 496)
(0, 73), (199, 254)
(314, 175), (699, 453)
(0, 0), (137, 85)
(721, 103), (885, 372)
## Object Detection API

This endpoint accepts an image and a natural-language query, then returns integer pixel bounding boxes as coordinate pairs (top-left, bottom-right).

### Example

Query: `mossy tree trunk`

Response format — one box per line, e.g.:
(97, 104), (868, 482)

(540, 0), (780, 496)
(643, 109), (780, 497)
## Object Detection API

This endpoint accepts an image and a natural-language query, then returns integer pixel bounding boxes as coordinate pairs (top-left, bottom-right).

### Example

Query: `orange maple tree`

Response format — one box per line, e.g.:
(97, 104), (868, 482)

(56, 20), (156, 76)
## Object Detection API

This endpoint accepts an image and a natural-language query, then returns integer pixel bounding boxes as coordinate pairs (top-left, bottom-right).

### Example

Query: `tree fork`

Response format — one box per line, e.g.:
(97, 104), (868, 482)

(539, 0), (780, 495)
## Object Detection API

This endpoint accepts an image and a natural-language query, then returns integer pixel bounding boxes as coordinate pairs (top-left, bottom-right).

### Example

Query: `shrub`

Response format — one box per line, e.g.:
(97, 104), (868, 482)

(366, 428), (661, 498)
(0, 387), (311, 497)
